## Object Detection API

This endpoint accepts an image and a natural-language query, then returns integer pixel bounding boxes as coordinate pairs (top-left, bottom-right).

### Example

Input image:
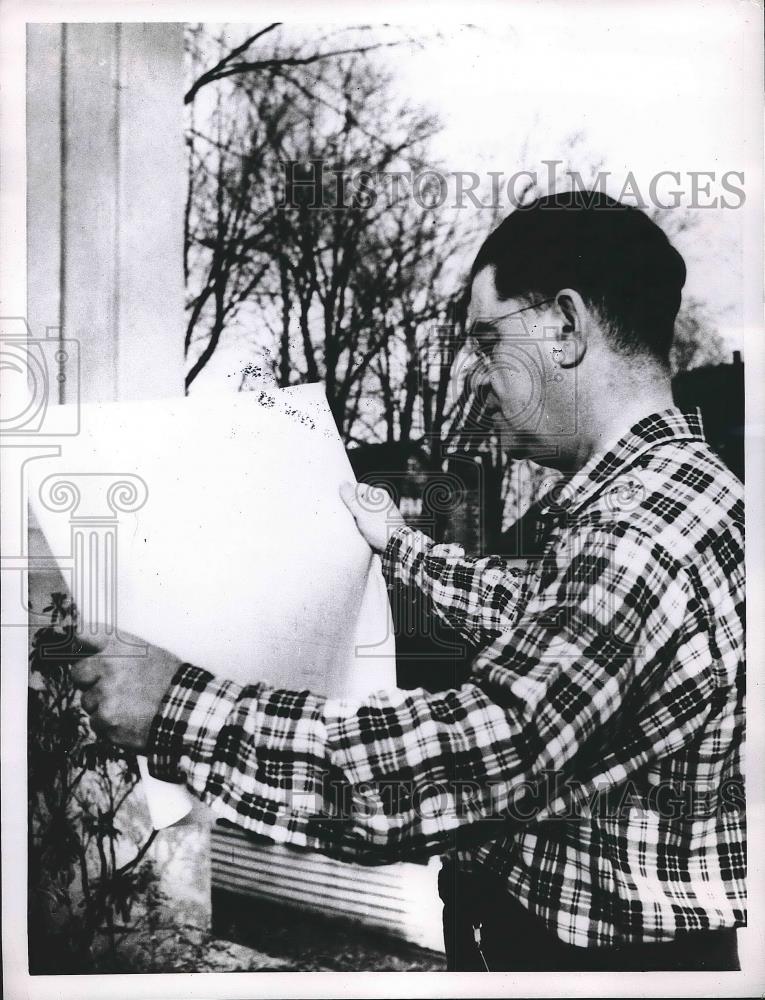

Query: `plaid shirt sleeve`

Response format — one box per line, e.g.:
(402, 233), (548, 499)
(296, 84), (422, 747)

(380, 525), (525, 646)
(146, 525), (709, 863)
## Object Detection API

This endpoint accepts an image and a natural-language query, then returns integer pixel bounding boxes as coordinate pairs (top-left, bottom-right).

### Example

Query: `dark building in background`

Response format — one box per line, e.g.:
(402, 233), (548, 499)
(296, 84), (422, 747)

(672, 353), (745, 482)
(347, 443), (487, 693)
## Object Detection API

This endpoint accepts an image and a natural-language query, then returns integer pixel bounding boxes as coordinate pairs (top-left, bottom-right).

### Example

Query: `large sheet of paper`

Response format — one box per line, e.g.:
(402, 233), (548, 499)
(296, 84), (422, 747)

(27, 384), (396, 827)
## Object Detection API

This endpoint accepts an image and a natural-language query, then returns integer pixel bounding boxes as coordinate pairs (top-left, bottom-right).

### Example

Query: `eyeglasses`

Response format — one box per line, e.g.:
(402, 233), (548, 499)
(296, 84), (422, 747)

(466, 297), (556, 362)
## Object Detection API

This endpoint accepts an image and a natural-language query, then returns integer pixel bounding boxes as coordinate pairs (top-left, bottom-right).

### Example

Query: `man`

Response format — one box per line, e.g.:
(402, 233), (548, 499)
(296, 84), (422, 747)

(70, 192), (745, 971)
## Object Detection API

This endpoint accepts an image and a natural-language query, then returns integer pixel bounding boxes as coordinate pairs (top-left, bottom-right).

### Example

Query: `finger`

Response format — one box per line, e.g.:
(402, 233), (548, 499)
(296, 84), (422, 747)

(339, 481), (362, 517)
(36, 631), (100, 669)
(71, 659), (104, 689)
(80, 684), (101, 714)
(89, 707), (112, 739)
(356, 482), (393, 512)
(75, 627), (110, 654)
(68, 633), (108, 662)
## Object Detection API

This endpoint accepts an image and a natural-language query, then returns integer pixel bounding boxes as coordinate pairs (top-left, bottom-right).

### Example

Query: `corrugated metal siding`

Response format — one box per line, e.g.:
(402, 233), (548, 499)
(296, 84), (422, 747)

(211, 825), (444, 952)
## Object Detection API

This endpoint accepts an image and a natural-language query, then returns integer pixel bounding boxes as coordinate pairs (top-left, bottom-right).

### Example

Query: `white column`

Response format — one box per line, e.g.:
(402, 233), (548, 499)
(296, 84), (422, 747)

(117, 23), (185, 400)
(26, 21), (210, 930)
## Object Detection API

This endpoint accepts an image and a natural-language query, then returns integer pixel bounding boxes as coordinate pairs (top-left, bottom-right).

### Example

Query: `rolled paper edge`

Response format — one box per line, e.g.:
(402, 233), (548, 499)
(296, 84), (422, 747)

(137, 755), (194, 829)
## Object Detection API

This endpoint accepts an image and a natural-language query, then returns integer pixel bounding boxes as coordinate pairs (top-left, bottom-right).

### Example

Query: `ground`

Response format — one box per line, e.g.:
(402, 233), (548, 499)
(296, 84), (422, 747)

(209, 888), (447, 972)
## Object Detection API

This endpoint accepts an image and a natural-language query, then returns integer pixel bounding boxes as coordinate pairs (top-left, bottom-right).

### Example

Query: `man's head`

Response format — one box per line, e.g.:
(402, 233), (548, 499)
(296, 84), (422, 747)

(466, 191), (686, 467)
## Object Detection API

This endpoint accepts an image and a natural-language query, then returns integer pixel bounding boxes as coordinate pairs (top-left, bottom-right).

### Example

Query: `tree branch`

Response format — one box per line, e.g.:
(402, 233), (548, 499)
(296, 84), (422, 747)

(184, 24), (283, 104)
(185, 38), (401, 104)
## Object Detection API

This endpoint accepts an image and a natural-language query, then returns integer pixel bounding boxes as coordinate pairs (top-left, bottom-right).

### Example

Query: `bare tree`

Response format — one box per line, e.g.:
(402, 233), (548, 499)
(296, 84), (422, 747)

(184, 24), (405, 105)
(184, 37), (304, 390)
(184, 27), (473, 446)
(670, 296), (727, 373)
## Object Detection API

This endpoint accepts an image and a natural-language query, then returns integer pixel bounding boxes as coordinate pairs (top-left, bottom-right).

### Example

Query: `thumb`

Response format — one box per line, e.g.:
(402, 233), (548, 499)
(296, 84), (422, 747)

(37, 627), (108, 669)
(340, 480), (361, 517)
(71, 627), (111, 660)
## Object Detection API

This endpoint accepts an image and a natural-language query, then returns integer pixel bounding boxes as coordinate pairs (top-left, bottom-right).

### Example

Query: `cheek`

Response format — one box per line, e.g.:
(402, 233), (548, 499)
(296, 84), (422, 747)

(489, 355), (541, 425)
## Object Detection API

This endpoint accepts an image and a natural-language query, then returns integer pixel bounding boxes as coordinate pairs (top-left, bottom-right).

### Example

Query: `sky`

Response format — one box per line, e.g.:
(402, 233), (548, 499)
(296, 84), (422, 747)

(389, 4), (759, 352)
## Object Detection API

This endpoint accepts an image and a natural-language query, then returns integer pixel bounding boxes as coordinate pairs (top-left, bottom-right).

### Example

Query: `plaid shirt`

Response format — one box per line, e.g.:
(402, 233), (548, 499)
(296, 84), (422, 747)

(148, 408), (745, 947)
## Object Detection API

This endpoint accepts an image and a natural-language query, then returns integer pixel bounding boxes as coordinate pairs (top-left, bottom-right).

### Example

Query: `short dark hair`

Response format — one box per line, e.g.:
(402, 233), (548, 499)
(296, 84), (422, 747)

(470, 191), (687, 366)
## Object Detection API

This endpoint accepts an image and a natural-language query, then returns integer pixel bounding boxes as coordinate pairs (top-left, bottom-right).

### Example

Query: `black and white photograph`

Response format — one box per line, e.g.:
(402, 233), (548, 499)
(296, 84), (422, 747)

(1, 1), (763, 997)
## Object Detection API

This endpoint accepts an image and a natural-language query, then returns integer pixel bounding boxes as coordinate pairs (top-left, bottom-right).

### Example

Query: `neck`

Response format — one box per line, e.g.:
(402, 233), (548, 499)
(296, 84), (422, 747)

(569, 364), (674, 471)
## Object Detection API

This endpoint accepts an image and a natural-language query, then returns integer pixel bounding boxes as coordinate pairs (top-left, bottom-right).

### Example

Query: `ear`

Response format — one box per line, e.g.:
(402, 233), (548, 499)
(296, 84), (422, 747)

(554, 288), (589, 369)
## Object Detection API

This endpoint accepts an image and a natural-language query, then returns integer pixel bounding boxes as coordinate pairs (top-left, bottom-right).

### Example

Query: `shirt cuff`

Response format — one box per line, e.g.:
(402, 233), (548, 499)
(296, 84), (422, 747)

(146, 662), (241, 783)
(380, 524), (435, 585)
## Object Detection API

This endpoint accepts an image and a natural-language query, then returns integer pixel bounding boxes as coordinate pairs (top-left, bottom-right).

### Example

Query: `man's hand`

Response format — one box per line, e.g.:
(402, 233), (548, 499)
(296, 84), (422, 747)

(69, 629), (182, 752)
(340, 480), (407, 553)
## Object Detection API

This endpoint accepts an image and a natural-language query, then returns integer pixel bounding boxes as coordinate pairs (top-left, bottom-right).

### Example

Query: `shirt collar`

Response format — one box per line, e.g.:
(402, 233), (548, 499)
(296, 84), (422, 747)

(535, 407), (705, 519)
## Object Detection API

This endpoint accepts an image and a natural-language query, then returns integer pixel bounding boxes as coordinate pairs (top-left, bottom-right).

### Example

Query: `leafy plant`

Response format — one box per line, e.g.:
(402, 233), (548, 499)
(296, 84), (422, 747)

(28, 593), (158, 973)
